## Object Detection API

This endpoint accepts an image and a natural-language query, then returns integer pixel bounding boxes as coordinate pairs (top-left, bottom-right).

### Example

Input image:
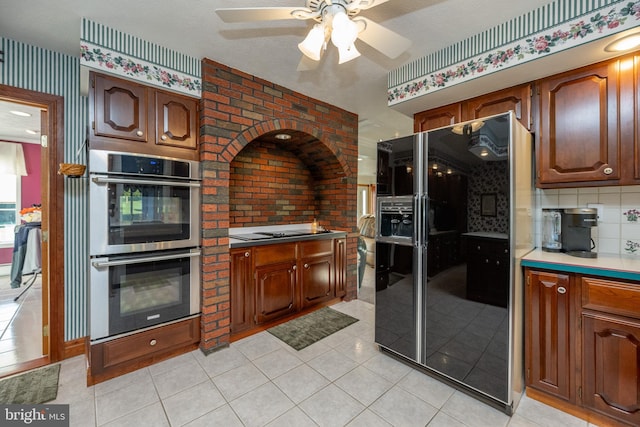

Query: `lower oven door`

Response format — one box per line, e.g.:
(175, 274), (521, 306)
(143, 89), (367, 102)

(90, 248), (200, 340)
(89, 175), (201, 256)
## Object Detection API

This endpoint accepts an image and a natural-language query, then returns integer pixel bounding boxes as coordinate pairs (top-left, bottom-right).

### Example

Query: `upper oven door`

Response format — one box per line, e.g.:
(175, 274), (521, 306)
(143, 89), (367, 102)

(90, 175), (200, 256)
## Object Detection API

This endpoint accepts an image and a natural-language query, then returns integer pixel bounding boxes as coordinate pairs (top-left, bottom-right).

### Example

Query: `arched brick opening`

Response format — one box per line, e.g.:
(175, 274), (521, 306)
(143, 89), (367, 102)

(199, 59), (359, 353)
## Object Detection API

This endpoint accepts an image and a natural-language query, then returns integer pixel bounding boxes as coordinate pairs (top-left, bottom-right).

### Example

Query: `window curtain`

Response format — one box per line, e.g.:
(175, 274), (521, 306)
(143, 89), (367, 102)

(0, 142), (27, 176)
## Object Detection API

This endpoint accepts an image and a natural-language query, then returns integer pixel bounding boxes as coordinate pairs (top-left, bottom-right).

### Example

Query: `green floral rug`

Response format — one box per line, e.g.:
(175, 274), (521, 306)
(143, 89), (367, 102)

(268, 307), (358, 350)
(0, 364), (60, 404)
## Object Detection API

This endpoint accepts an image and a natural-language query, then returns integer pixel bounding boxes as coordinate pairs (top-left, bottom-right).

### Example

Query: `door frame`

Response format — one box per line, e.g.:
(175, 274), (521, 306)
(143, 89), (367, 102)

(0, 84), (65, 374)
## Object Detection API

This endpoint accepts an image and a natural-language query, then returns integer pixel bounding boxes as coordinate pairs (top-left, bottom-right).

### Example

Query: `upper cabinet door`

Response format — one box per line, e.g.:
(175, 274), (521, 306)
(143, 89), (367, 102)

(155, 91), (198, 150)
(537, 61), (620, 186)
(414, 103), (461, 132)
(93, 74), (149, 143)
(462, 84), (531, 130)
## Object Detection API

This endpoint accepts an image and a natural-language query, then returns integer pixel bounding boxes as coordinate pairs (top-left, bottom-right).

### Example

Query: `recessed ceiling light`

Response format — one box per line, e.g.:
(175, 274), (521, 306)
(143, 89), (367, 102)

(604, 33), (640, 52)
(25, 129), (38, 135)
(10, 110), (31, 117)
(275, 133), (291, 140)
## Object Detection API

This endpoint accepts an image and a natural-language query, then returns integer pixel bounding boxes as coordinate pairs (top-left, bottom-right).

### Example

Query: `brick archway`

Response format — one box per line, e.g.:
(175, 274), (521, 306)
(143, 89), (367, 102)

(199, 59), (359, 353)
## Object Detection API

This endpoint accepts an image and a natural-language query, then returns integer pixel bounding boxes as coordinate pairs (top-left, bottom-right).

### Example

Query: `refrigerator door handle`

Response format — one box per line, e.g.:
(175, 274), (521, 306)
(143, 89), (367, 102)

(413, 194), (421, 248)
(422, 194), (429, 248)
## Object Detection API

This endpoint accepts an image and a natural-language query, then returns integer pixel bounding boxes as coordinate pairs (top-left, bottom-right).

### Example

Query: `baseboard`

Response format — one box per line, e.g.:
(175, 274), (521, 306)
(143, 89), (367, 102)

(63, 337), (86, 359)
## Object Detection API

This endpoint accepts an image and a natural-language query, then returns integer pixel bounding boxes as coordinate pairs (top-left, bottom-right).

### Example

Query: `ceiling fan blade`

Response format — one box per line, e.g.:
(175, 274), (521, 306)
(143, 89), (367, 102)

(216, 7), (315, 23)
(353, 17), (411, 59)
(297, 54), (321, 72)
(346, 0), (391, 12)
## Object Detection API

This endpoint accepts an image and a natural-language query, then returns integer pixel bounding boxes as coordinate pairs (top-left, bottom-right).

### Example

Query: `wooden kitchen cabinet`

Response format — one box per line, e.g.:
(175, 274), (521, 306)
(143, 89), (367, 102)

(525, 269), (573, 402)
(90, 71), (199, 160)
(536, 60), (621, 187)
(581, 276), (640, 426)
(334, 238), (347, 298)
(230, 248), (254, 334)
(413, 83), (531, 132)
(230, 237), (346, 338)
(254, 243), (298, 324)
(300, 240), (334, 308)
(414, 103), (462, 132)
(462, 84), (531, 130)
(525, 268), (640, 426)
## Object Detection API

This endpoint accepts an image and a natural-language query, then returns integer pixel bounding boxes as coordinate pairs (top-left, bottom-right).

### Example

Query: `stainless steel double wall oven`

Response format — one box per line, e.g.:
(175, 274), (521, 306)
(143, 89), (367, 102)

(88, 149), (201, 341)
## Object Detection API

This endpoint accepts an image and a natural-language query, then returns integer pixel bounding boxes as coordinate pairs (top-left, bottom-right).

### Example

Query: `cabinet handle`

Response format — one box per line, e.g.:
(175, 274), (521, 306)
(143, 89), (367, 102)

(161, 134), (167, 141)
(244, 251), (250, 257)
(136, 130), (143, 137)
(304, 263), (309, 269)
(603, 167), (613, 175)
(149, 339), (157, 346)
(557, 287), (567, 294)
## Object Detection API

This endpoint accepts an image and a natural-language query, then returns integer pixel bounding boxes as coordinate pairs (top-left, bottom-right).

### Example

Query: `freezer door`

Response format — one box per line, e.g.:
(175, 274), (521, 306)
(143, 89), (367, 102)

(376, 135), (418, 197)
(374, 241), (421, 362)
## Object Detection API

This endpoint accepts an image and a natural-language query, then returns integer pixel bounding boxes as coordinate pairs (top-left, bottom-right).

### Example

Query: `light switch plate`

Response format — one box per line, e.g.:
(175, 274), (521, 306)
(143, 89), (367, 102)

(587, 203), (604, 222)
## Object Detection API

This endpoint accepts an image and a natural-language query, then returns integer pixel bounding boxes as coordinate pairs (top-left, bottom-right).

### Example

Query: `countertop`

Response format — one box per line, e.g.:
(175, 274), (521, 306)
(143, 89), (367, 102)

(522, 249), (640, 281)
(228, 224), (347, 249)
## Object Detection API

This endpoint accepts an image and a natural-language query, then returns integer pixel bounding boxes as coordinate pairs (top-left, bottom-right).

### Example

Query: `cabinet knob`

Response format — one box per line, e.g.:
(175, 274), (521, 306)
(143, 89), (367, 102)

(477, 246), (481, 251)
(292, 265), (296, 270)
(304, 263), (309, 269)
(496, 260), (500, 266)
(485, 259), (489, 263)
(557, 286), (567, 294)
(244, 251), (250, 257)
(136, 130), (143, 137)
(161, 134), (167, 141)
(149, 339), (157, 346)
(603, 167), (613, 175)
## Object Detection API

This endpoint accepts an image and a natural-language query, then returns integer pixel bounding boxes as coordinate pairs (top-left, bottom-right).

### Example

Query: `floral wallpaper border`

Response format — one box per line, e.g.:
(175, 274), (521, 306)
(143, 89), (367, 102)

(80, 42), (201, 97)
(388, 1), (640, 106)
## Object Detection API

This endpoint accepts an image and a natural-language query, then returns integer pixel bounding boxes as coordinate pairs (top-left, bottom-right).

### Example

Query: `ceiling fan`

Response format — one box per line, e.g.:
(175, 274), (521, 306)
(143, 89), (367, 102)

(215, 0), (412, 68)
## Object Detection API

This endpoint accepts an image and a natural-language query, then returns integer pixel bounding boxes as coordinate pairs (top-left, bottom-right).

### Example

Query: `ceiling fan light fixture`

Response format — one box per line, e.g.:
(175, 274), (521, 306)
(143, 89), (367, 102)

(330, 9), (359, 49)
(337, 43), (361, 64)
(298, 23), (325, 61)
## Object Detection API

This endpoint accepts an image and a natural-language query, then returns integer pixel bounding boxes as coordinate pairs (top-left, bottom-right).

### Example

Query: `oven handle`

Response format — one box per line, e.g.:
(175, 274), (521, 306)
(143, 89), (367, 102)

(92, 250), (201, 269)
(91, 176), (201, 188)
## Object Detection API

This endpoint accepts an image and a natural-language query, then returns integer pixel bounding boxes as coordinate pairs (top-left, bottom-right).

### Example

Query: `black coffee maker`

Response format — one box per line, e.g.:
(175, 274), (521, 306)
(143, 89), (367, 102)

(561, 208), (598, 258)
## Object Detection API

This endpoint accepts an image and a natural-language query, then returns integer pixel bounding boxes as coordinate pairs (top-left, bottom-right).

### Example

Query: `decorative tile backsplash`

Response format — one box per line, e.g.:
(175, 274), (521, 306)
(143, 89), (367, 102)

(535, 186), (640, 256)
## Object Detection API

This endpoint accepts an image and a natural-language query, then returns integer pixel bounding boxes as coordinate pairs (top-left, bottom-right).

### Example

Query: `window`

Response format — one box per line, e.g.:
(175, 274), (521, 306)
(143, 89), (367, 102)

(0, 175), (20, 245)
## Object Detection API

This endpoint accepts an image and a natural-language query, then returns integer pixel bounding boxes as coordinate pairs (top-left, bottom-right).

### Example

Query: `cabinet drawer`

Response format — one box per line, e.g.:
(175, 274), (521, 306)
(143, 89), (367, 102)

(299, 239), (333, 257)
(97, 317), (200, 369)
(254, 243), (296, 266)
(582, 276), (640, 318)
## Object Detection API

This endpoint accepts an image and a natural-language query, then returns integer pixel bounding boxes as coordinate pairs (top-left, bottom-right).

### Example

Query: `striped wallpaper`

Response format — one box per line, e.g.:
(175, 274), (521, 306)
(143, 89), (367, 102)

(80, 19), (202, 97)
(0, 37), (88, 341)
(388, 0), (640, 105)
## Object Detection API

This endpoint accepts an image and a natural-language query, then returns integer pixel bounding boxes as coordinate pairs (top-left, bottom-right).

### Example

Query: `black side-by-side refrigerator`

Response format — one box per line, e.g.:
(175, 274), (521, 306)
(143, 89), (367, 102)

(374, 111), (534, 414)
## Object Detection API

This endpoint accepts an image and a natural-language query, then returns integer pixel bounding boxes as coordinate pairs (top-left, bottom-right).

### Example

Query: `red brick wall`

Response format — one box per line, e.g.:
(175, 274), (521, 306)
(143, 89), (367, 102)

(199, 59), (359, 353)
(229, 140), (316, 226)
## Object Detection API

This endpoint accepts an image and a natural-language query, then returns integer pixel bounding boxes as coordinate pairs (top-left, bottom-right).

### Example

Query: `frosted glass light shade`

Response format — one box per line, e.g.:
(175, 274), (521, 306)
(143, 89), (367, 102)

(337, 43), (360, 64)
(298, 24), (325, 61)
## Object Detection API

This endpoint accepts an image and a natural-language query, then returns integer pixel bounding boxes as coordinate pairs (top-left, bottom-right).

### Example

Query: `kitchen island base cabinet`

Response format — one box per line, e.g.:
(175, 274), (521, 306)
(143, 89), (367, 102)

(230, 238), (347, 339)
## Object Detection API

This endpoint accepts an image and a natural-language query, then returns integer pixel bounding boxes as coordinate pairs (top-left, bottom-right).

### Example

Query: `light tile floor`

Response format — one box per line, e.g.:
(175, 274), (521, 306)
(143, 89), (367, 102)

(49, 299), (599, 427)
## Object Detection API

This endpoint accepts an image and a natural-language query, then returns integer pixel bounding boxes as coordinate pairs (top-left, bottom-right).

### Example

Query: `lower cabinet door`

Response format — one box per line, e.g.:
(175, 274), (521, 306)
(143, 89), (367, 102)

(582, 312), (640, 425)
(255, 261), (297, 324)
(526, 269), (572, 401)
(301, 254), (333, 308)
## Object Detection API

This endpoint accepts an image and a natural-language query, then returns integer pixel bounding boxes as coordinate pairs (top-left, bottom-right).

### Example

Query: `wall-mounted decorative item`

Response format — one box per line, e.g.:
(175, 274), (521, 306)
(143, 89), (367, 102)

(481, 193), (497, 217)
(58, 163), (86, 178)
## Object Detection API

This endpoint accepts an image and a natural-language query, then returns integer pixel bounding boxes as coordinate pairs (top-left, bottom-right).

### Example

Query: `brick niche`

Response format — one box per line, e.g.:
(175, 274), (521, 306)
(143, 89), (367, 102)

(199, 59), (359, 353)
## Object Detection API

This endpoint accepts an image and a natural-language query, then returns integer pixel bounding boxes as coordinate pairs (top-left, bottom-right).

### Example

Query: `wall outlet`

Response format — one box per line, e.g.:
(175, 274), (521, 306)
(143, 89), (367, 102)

(587, 203), (604, 222)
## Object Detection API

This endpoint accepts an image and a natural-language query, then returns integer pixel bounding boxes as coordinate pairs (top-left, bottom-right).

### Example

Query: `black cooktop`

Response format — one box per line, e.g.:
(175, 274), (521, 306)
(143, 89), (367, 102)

(230, 229), (332, 241)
